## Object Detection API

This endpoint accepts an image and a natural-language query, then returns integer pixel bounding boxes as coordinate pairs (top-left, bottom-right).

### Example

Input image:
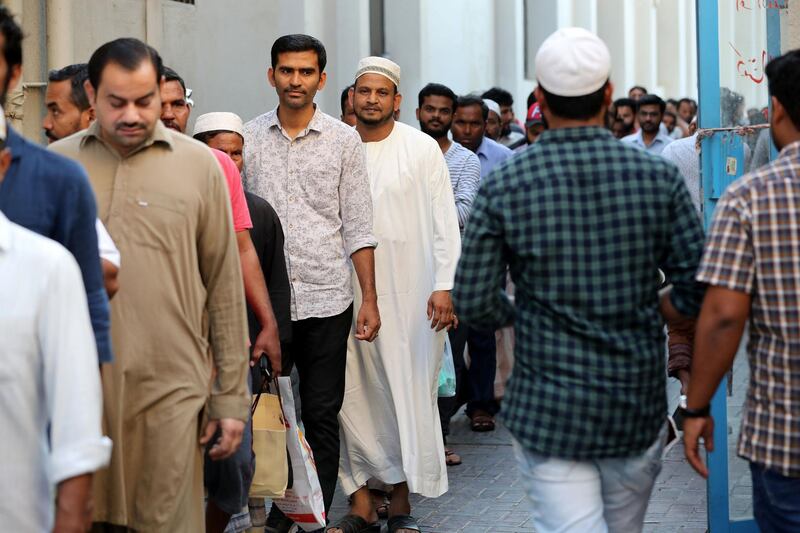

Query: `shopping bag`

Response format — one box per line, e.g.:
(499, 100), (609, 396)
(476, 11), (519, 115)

(438, 336), (456, 397)
(249, 374), (288, 498)
(273, 376), (326, 531)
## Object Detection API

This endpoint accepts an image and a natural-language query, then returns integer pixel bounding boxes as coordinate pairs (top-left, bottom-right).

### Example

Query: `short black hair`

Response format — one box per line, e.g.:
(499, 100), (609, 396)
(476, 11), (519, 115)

(766, 49), (800, 130)
(0, 6), (22, 71)
(162, 66), (186, 94)
(614, 97), (636, 112)
(87, 38), (164, 90)
(678, 97), (697, 110)
(194, 129), (243, 145)
(541, 82), (608, 120)
(271, 34), (327, 72)
(418, 83), (457, 111)
(340, 84), (353, 114)
(455, 95), (488, 121)
(663, 110), (677, 121)
(636, 94), (666, 113)
(666, 98), (679, 107)
(48, 63), (91, 111)
(629, 85), (648, 95)
(481, 87), (513, 107)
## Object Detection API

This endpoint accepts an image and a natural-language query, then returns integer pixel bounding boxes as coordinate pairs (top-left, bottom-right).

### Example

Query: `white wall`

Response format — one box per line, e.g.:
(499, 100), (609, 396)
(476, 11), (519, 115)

(11, 0), (709, 140)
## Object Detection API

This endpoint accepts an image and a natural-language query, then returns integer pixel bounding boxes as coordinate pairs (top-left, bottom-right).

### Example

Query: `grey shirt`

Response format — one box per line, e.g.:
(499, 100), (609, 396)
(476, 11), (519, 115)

(243, 107), (377, 321)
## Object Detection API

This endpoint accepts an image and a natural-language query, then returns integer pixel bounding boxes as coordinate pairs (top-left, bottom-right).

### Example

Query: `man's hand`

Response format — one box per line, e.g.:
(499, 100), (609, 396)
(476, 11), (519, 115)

(427, 291), (455, 332)
(683, 415), (715, 478)
(355, 297), (381, 341)
(200, 418), (245, 460)
(53, 473), (93, 533)
(251, 323), (282, 376)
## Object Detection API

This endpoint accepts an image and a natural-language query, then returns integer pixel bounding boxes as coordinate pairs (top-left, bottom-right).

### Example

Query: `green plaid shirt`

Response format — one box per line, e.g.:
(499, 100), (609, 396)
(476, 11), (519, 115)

(453, 127), (705, 459)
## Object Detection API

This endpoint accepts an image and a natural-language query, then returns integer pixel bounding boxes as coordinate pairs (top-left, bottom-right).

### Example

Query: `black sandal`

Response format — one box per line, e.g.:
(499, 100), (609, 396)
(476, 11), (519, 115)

(387, 514), (421, 532)
(326, 514), (381, 533)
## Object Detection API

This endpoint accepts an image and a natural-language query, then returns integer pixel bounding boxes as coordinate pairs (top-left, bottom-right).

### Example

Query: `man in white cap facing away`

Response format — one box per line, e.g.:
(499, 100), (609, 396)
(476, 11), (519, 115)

(453, 28), (705, 532)
(329, 56), (461, 533)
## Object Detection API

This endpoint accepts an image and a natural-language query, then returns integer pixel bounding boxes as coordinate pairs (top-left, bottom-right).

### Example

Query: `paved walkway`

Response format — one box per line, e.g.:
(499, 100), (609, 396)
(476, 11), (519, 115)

(326, 349), (753, 532)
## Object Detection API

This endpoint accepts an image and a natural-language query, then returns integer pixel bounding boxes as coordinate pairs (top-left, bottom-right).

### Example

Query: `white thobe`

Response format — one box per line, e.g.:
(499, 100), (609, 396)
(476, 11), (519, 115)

(338, 122), (461, 498)
(0, 211), (112, 532)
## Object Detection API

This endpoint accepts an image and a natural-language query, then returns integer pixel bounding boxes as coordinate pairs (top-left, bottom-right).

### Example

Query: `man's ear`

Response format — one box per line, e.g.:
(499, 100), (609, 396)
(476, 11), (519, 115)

(5, 64), (21, 93)
(394, 92), (403, 112)
(267, 68), (276, 88)
(317, 71), (327, 91)
(604, 82), (615, 108)
(84, 79), (97, 107)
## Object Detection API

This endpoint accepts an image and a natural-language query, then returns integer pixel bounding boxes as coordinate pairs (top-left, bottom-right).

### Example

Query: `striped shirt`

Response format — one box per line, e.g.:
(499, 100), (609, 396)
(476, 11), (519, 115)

(443, 141), (481, 230)
(697, 140), (800, 476)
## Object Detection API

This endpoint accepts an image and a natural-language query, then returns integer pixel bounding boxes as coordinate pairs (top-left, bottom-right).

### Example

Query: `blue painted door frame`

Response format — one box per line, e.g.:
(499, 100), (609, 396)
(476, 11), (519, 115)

(697, 1), (782, 531)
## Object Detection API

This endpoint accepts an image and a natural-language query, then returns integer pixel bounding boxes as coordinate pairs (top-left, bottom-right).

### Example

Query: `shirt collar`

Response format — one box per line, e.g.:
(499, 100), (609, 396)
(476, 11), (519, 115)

(81, 120), (174, 156)
(267, 105), (324, 137)
(0, 210), (11, 253)
(779, 139), (800, 159)
(476, 137), (494, 158)
(537, 126), (613, 144)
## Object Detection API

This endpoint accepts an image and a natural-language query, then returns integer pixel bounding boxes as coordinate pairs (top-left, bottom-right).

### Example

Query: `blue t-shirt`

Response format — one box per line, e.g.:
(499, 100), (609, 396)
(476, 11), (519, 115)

(0, 127), (112, 363)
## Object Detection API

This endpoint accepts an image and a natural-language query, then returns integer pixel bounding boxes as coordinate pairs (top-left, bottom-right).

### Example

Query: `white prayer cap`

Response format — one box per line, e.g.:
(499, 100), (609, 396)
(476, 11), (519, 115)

(355, 56), (401, 87)
(534, 27), (611, 97)
(192, 112), (244, 138)
(483, 99), (501, 117)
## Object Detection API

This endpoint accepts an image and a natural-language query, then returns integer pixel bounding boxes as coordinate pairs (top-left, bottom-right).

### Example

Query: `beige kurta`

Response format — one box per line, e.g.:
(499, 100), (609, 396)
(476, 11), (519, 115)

(51, 121), (249, 532)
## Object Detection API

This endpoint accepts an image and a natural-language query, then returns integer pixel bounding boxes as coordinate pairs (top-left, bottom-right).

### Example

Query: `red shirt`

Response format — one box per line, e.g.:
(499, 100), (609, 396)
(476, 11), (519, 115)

(211, 148), (252, 232)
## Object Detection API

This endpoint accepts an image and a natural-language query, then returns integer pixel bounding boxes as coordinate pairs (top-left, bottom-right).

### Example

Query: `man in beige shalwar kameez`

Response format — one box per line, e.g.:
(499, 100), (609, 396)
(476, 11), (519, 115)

(50, 38), (250, 533)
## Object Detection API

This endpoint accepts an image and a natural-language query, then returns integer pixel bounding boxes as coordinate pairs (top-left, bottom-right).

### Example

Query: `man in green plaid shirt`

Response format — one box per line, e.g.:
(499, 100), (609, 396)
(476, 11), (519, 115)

(453, 28), (705, 533)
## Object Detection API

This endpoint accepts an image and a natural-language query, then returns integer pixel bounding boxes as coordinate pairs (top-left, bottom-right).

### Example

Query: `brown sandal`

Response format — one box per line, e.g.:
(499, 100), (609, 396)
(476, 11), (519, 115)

(445, 448), (462, 466)
(470, 412), (495, 432)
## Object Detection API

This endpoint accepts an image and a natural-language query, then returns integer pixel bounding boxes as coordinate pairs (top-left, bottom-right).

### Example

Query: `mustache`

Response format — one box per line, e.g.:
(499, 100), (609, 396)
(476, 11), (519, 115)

(44, 129), (59, 142)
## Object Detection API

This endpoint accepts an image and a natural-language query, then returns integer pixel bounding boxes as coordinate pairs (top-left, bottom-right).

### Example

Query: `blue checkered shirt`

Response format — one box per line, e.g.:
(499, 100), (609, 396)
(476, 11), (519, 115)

(453, 126), (705, 459)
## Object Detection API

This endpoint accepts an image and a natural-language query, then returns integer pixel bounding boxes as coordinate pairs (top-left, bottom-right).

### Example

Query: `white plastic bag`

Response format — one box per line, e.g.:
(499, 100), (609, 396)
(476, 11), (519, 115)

(273, 376), (326, 531)
(438, 336), (456, 397)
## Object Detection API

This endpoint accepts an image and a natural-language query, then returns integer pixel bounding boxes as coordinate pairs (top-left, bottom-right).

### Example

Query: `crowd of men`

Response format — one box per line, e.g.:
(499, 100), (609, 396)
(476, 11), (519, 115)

(2, 5), (800, 533)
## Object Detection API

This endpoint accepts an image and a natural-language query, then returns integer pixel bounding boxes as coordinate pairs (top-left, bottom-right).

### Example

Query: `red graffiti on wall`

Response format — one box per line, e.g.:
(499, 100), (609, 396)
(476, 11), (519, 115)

(735, 0), (788, 11)
(730, 42), (768, 84)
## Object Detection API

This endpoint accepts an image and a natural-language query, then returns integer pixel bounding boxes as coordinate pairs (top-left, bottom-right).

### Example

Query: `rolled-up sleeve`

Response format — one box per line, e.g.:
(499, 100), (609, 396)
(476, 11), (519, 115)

(198, 159), (250, 421)
(339, 131), (377, 256)
(42, 251), (111, 485)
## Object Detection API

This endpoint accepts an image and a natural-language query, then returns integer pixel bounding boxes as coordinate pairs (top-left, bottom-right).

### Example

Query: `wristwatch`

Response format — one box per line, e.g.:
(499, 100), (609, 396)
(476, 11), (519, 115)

(679, 404), (711, 418)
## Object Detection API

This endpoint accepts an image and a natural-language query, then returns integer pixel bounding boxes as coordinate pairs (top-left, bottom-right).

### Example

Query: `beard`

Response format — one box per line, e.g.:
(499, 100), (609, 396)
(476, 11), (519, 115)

(420, 121), (449, 139)
(355, 106), (394, 126)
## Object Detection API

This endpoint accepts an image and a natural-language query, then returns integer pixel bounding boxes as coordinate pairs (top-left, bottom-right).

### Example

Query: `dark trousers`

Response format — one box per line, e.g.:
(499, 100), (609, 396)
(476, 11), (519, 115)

(465, 327), (498, 417)
(268, 304), (353, 526)
(751, 461), (800, 532)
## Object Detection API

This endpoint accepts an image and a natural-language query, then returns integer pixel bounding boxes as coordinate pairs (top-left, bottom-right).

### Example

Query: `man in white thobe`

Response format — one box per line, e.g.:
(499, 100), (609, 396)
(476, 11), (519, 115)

(330, 57), (461, 533)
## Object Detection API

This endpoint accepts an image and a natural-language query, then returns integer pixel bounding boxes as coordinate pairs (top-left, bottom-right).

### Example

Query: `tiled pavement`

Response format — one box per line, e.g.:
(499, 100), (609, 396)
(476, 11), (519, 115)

(325, 349), (752, 532)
